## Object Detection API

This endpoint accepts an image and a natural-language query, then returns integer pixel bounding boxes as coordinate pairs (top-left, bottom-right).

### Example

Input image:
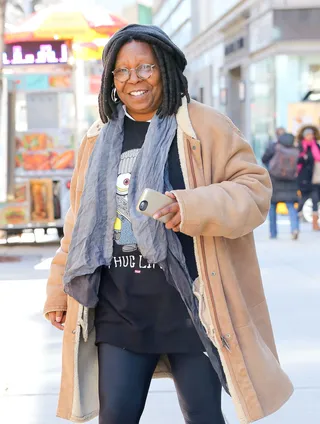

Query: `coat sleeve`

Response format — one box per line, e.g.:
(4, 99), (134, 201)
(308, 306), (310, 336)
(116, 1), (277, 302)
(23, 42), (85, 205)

(43, 136), (87, 320)
(173, 129), (272, 239)
(43, 208), (74, 319)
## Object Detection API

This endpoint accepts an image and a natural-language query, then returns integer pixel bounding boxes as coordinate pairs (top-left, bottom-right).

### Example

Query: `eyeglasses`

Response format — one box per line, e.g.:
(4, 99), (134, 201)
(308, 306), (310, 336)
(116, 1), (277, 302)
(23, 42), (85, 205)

(112, 64), (156, 83)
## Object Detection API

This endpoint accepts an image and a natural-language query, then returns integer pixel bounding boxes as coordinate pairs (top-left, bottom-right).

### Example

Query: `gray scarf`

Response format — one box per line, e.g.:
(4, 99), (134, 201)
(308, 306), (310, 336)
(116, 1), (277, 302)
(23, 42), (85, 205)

(63, 105), (227, 389)
(63, 105), (178, 302)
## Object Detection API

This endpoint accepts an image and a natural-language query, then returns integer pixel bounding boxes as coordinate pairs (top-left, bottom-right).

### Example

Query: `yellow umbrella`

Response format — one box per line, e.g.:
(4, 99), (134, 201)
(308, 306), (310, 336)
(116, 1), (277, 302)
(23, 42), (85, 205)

(5, 4), (127, 44)
(72, 39), (109, 61)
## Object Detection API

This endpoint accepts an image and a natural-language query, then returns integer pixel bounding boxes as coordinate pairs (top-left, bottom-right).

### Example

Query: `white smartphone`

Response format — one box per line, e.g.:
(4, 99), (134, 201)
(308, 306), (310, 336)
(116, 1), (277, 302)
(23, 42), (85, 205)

(136, 188), (175, 223)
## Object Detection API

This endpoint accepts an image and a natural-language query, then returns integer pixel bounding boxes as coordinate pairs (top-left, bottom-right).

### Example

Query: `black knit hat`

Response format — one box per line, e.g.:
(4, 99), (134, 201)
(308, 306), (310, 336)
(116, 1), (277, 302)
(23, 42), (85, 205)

(98, 24), (190, 122)
(102, 24), (187, 73)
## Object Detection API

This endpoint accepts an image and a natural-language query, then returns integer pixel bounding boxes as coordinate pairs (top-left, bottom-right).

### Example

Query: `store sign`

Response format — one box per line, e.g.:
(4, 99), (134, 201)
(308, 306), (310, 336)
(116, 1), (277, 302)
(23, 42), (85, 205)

(5, 73), (73, 91)
(89, 75), (102, 94)
(225, 37), (244, 56)
(3, 41), (68, 66)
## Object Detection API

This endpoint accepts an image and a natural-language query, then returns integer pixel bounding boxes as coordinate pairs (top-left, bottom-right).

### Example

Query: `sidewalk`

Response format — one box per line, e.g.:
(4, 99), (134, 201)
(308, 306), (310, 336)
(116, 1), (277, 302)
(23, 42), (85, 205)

(0, 218), (319, 423)
(224, 219), (320, 423)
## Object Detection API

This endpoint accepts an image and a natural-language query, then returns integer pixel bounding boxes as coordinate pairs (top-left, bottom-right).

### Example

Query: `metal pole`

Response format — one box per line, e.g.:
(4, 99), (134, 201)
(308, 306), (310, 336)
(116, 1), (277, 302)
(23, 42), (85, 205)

(7, 83), (16, 201)
(0, 0), (7, 201)
(0, 0), (5, 74)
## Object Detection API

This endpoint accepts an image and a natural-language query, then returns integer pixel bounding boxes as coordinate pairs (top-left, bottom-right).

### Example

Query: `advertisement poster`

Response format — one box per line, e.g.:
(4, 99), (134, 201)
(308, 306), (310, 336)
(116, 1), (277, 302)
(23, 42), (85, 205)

(0, 179), (62, 226)
(15, 130), (75, 175)
(49, 75), (72, 89)
(89, 75), (102, 94)
(30, 179), (54, 222)
(14, 181), (29, 203)
(288, 103), (320, 135)
(0, 181), (30, 226)
(0, 204), (29, 226)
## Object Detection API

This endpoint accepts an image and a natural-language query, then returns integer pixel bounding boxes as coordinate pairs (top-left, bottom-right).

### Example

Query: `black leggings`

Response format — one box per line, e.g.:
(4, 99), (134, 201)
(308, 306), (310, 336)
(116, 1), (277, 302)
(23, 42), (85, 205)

(298, 186), (320, 213)
(98, 343), (225, 424)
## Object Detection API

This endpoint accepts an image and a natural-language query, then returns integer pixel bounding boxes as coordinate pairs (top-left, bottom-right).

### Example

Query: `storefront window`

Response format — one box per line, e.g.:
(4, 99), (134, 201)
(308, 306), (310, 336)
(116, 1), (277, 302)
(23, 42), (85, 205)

(218, 73), (227, 115)
(250, 57), (275, 161)
(275, 54), (320, 131)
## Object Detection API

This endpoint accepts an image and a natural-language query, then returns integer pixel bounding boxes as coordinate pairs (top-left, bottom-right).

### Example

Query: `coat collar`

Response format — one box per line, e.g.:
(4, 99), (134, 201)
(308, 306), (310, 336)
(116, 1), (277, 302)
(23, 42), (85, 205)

(176, 97), (197, 139)
(86, 97), (196, 140)
(86, 119), (104, 138)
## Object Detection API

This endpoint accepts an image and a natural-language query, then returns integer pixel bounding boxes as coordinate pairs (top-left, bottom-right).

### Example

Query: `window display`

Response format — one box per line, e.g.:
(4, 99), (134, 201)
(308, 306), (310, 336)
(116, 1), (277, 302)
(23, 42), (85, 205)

(250, 58), (275, 160)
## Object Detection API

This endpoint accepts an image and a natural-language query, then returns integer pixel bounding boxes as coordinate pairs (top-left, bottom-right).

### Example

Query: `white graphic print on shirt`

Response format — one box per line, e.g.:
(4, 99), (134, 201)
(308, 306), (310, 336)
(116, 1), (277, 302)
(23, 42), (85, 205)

(113, 148), (140, 253)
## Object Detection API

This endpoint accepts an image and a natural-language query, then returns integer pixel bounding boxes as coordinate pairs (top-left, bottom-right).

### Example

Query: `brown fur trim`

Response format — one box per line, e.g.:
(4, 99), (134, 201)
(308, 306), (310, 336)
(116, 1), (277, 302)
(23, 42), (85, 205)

(296, 124), (320, 145)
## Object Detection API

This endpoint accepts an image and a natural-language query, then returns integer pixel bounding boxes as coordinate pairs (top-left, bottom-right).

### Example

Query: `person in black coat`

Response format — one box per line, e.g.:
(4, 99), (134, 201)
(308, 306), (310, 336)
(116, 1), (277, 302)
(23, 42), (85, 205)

(262, 133), (299, 240)
(296, 125), (320, 231)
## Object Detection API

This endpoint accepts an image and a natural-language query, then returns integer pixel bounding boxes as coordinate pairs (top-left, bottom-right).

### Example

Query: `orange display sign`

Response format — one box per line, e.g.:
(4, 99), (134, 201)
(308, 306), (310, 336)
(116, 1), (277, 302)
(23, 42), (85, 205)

(90, 75), (102, 94)
(14, 182), (29, 203)
(49, 75), (72, 89)
(15, 151), (75, 172)
(16, 133), (54, 151)
(15, 131), (75, 175)
(0, 205), (29, 225)
(50, 151), (75, 170)
(0, 181), (30, 225)
(30, 179), (54, 222)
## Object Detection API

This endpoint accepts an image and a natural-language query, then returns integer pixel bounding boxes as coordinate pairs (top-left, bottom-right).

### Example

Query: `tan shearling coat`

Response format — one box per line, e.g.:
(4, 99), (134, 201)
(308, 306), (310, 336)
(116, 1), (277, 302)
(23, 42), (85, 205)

(44, 99), (293, 423)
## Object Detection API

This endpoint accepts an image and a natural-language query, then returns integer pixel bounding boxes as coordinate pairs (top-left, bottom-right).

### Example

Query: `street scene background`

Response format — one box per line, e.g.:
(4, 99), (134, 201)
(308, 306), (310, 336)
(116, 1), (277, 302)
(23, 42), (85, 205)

(1, 0), (320, 423)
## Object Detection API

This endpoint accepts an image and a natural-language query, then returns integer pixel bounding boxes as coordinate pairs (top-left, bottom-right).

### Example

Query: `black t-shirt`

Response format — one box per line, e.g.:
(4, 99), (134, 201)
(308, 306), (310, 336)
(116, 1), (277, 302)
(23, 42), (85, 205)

(95, 117), (203, 353)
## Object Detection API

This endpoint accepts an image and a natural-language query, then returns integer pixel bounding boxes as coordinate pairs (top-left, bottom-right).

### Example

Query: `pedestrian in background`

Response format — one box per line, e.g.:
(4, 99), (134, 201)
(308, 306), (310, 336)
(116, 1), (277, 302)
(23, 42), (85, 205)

(275, 127), (286, 141)
(264, 127), (286, 170)
(262, 132), (300, 240)
(43, 24), (293, 424)
(269, 127), (286, 148)
(268, 127), (286, 146)
(296, 126), (320, 231)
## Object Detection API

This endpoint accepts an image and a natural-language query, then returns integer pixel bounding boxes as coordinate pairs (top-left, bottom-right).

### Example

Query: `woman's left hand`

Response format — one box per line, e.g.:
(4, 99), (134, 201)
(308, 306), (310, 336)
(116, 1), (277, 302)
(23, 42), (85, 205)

(153, 192), (181, 232)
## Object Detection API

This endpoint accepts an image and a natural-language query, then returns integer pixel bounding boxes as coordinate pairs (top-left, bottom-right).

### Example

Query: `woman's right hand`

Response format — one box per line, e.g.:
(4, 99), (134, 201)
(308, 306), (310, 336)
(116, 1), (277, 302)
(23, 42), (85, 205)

(48, 311), (67, 331)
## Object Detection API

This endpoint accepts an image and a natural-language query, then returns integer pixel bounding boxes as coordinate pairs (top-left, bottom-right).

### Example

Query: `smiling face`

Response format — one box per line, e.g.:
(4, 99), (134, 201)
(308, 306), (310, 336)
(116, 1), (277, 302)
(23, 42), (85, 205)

(113, 41), (163, 121)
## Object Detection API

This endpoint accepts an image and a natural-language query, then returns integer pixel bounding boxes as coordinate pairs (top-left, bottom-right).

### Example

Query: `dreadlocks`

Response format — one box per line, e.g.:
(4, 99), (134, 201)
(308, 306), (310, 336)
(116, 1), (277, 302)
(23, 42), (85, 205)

(98, 24), (190, 123)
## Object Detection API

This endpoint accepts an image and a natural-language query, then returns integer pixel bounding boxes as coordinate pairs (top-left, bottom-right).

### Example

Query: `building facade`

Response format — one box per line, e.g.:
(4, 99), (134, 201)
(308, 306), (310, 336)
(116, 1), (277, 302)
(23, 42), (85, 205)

(153, 0), (320, 159)
(153, 0), (192, 50)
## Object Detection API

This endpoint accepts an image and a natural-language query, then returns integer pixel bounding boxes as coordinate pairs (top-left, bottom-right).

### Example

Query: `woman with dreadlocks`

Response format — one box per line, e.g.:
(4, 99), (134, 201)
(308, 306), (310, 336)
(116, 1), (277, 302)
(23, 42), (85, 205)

(44, 25), (293, 424)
